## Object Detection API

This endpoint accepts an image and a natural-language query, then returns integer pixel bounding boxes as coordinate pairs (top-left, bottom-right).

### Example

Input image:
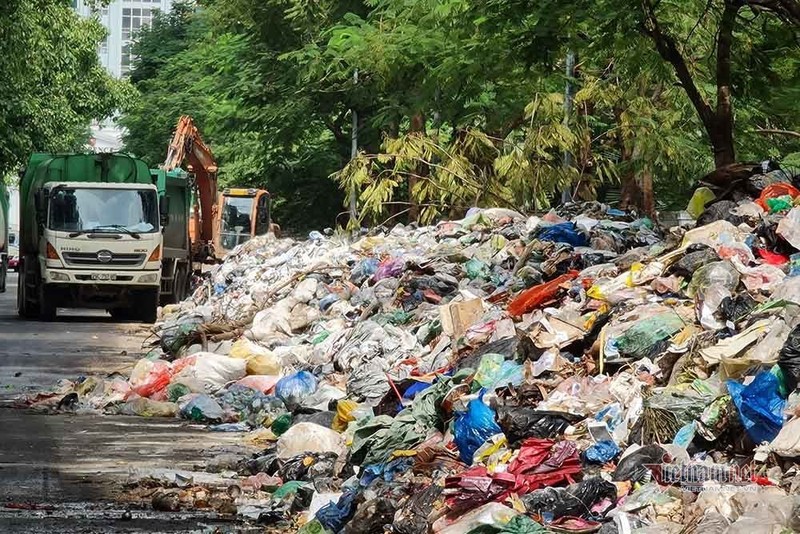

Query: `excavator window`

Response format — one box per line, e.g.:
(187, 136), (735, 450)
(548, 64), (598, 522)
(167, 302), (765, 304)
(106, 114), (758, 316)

(220, 196), (253, 250)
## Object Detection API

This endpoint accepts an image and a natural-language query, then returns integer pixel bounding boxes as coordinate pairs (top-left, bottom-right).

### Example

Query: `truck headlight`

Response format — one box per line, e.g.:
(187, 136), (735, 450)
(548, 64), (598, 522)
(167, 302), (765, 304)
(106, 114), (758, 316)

(140, 273), (158, 283)
(50, 272), (69, 281)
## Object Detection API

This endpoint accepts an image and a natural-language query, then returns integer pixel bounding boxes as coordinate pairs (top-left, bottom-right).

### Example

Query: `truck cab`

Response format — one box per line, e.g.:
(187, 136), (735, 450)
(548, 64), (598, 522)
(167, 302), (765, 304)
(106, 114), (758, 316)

(18, 154), (166, 322)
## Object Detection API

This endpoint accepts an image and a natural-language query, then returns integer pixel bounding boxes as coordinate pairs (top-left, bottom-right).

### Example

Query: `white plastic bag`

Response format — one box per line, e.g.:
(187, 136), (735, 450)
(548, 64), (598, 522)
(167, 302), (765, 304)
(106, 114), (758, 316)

(172, 352), (247, 394)
(275, 422), (345, 459)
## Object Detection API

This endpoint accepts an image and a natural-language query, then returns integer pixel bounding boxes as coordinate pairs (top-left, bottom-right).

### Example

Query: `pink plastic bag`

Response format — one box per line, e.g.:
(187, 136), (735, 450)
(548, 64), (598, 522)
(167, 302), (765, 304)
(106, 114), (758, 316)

(235, 375), (280, 394)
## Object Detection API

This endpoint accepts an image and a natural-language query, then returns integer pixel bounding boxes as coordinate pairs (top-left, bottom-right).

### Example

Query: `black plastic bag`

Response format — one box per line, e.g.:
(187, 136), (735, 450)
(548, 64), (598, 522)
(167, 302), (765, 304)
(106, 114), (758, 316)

(780, 324), (800, 391)
(612, 444), (667, 482)
(496, 407), (583, 446)
(669, 247), (719, 279)
(457, 334), (539, 371)
(292, 409), (336, 428)
(720, 293), (756, 323)
(696, 200), (743, 227)
(276, 452), (339, 481)
(394, 484), (443, 534)
(522, 477), (617, 519)
(344, 497), (397, 534)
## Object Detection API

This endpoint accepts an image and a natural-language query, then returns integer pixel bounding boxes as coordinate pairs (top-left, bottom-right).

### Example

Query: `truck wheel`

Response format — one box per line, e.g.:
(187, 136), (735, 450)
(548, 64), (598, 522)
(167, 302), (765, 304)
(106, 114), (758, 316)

(18, 259), (38, 319)
(0, 256), (7, 293)
(138, 289), (159, 323)
(38, 286), (57, 322)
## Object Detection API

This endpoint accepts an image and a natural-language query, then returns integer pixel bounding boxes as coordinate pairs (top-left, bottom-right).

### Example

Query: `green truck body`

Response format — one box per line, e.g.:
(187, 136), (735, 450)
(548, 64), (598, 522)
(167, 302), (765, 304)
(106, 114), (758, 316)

(16, 152), (190, 321)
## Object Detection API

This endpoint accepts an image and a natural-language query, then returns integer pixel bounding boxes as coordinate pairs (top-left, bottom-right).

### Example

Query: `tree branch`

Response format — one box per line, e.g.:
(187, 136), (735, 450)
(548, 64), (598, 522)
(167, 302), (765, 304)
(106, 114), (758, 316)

(754, 128), (800, 138)
(640, 0), (714, 130)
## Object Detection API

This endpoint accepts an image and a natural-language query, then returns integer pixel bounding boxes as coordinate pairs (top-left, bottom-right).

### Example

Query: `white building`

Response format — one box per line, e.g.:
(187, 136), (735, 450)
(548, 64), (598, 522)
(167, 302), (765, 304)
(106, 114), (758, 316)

(72, 0), (175, 150)
(73, 0), (175, 78)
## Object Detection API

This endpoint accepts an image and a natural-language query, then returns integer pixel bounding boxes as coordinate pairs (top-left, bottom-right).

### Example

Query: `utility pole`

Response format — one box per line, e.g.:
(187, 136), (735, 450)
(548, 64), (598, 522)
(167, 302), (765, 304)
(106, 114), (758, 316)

(349, 69), (359, 225)
(561, 50), (576, 205)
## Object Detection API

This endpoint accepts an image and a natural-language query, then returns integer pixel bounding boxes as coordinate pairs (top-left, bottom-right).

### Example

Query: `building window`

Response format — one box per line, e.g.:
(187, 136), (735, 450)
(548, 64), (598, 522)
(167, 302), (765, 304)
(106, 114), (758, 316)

(99, 36), (108, 55)
(121, 7), (155, 76)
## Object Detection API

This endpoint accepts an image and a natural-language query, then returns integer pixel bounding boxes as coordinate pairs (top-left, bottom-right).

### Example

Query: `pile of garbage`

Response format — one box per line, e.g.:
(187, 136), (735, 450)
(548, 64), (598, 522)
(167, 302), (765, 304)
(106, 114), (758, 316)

(26, 176), (800, 532)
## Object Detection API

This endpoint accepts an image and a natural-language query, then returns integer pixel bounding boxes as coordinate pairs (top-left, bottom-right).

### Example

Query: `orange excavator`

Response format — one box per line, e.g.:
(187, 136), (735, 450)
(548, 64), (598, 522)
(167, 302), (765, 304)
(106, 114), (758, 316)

(162, 115), (279, 262)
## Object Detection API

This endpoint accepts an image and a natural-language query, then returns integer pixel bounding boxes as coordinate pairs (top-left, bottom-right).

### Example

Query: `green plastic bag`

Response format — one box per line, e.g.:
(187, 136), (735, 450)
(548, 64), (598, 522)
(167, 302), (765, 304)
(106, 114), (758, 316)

(616, 311), (685, 359)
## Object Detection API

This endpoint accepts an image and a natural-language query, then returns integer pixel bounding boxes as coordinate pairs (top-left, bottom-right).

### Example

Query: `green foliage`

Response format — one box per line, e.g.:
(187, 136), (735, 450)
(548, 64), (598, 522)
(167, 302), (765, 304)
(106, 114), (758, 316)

(121, 0), (800, 230)
(0, 0), (131, 177)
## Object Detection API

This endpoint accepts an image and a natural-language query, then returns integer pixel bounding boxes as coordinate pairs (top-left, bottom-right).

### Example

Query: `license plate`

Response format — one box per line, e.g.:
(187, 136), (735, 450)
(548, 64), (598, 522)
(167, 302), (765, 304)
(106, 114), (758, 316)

(91, 273), (116, 281)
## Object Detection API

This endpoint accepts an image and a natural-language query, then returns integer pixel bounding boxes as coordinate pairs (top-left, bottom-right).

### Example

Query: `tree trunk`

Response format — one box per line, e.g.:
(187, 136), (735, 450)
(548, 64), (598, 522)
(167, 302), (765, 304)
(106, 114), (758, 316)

(615, 107), (641, 209)
(641, 0), (740, 169)
(641, 166), (655, 217)
(711, 1), (737, 167)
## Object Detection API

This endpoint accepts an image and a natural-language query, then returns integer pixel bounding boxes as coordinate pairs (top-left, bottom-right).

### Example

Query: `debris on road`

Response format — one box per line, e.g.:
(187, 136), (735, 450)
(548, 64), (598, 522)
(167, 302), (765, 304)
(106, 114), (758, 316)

(22, 174), (800, 531)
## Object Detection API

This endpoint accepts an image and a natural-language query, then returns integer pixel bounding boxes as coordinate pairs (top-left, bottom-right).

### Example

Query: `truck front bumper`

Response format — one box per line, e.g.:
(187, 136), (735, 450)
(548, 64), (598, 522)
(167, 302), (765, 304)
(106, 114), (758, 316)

(43, 268), (161, 287)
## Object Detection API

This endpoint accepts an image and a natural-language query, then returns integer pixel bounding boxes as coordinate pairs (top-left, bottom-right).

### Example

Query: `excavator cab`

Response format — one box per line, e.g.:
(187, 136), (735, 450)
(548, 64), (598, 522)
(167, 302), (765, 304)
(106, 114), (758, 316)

(215, 188), (275, 255)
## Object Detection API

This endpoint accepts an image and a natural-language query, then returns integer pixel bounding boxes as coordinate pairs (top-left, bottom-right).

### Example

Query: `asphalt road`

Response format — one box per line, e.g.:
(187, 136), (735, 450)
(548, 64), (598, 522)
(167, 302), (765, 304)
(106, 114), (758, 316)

(0, 276), (254, 533)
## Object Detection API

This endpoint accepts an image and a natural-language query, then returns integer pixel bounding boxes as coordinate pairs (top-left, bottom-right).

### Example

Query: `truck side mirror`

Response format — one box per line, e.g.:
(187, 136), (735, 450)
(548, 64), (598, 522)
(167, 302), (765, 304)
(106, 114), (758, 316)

(34, 190), (46, 229)
(159, 196), (170, 226)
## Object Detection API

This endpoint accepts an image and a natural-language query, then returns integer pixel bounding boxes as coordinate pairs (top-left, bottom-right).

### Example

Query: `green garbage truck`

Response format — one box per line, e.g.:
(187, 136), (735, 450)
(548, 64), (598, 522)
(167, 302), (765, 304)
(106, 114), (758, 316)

(17, 153), (177, 322)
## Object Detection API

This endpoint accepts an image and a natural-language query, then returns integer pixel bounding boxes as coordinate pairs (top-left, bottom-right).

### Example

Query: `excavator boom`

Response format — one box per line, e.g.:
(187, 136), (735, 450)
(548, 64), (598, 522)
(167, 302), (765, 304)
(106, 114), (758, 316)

(162, 115), (218, 248)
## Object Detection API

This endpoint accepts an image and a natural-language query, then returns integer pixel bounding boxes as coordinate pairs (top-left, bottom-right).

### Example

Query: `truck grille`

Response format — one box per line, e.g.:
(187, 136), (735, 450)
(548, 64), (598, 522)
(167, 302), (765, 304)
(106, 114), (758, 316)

(62, 252), (146, 267)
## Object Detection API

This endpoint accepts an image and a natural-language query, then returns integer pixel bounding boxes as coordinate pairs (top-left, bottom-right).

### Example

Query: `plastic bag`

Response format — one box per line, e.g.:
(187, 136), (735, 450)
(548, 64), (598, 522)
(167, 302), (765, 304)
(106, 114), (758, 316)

(686, 261), (740, 298)
(120, 397), (178, 417)
(778, 207), (800, 250)
(129, 358), (172, 399)
(669, 247), (719, 279)
(615, 311), (685, 360)
(780, 324), (800, 391)
(473, 354), (523, 392)
(496, 407), (581, 446)
(697, 201), (743, 227)
(727, 371), (786, 444)
(686, 187), (716, 219)
(432, 502), (521, 534)
(332, 399), (360, 432)
(756, 182), (800, 211)
(453, 395), (502, 464)
(534, 222), (588, 246)
(179, 394), (225, 423)
(612, 444), (667, 482)
(522, 477), (617, 519)
(172, 352), (247, 394)
(235, 375), (280, 394)
(584, 440), (620, 463)
(274, 371), (318, 410)
(508, 271), (578, 317)
(276, 422), (346, 459)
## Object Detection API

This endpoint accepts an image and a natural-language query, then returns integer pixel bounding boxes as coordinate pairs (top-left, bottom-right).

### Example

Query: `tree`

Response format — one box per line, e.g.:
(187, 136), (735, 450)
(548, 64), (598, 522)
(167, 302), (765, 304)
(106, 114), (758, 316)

(0, 0), (131, 177)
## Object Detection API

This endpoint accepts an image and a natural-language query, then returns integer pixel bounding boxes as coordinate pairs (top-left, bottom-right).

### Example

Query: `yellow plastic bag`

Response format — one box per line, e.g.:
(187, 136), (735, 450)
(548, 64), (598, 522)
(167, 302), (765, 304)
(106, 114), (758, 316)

(332, 399), (359, 432)
(246, 353), (282, 376)
(686, 187), (715, 219)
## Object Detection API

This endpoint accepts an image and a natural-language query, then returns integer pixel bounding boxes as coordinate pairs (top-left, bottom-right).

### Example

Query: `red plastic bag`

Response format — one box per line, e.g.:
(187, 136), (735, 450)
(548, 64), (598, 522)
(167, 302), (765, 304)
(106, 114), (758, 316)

(129, 359), (173, 398)
(756, 183), (800, 211)
(508, 271), (578, 317)
(758, 248), (789, 266)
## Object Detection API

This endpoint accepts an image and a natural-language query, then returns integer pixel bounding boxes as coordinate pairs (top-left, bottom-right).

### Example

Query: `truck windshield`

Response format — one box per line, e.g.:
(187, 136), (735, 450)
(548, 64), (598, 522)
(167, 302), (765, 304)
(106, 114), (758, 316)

(220, 196), (254, 250)
(49, 188), (158, 233)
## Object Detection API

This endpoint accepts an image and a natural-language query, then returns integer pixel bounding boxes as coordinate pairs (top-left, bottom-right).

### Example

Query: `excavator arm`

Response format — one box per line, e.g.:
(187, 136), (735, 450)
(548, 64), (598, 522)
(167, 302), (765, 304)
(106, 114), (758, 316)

(162, 115), (218, 246)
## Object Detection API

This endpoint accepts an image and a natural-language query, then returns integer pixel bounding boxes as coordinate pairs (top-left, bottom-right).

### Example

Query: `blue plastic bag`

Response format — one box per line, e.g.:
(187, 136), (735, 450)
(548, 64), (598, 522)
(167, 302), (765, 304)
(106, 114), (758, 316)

(275, 371), (318, 410)
(534, 222), (588, 247)
(453, 394), (502, 464)
(727, 371), (786, 444)
(584, 440), (620, 463)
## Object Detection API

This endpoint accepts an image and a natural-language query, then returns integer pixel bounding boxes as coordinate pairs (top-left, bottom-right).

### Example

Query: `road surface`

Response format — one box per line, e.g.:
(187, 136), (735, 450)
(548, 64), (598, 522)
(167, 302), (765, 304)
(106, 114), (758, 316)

(0, 276), (256, 533)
